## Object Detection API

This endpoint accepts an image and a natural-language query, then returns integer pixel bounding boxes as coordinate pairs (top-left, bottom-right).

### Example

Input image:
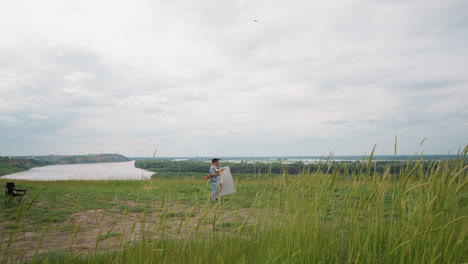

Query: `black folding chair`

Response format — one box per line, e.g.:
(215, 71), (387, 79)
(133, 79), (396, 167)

(5, 182), (27, 205)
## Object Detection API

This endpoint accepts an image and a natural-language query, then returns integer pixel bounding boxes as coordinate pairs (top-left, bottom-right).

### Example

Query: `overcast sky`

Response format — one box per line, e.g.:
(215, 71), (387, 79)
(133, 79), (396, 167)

(0, 0), (467, 157)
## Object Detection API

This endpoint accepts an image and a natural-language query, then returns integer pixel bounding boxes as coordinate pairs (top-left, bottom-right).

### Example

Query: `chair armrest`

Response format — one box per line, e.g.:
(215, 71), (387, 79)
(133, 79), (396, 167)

(14, 189), (27, 193)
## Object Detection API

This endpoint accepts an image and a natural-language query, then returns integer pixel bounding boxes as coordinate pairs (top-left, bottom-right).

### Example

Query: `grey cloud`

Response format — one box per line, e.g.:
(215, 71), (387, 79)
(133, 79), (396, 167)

(0, 0), (467, 156)
(398, 80), (460, 90)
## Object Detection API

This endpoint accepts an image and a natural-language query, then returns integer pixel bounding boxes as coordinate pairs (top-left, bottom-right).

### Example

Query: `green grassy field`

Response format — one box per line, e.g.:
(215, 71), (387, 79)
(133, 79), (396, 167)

(1, 152), (467, 263)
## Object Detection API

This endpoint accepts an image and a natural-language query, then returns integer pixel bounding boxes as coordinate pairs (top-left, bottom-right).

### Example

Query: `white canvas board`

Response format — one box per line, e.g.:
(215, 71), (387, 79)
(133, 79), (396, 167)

(219, 166), (236, 196)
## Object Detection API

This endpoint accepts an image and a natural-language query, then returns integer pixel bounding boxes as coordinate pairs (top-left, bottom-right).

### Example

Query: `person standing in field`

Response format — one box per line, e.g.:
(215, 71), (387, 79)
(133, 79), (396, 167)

(205, 158), (224, 201)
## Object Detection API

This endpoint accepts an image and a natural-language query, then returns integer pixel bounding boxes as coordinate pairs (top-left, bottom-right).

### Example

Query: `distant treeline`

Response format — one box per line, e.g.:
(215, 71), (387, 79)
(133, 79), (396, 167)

(12, 154), (129, 164)
(134, 159), (449, 176)
(0, 154), (129, 176)
(132, 154), (462, 162)
(0, 157), (50, 176)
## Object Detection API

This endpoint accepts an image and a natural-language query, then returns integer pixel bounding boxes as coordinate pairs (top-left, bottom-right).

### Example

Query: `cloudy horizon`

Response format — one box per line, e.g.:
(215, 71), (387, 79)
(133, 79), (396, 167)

(1, 0), (467, 157)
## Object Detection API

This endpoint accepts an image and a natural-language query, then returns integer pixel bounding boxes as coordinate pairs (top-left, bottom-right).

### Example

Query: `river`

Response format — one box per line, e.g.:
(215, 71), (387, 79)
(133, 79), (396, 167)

(1, 161), (154, 181)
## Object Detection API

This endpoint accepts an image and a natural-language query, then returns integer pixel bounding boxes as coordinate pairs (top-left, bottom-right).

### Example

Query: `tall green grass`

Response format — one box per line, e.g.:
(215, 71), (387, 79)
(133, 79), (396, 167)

(1, 147), (466, 263)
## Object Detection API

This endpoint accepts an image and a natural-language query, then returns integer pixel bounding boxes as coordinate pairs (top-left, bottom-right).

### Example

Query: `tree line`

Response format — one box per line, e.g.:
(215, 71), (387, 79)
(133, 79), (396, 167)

(134, 159), (443, 176)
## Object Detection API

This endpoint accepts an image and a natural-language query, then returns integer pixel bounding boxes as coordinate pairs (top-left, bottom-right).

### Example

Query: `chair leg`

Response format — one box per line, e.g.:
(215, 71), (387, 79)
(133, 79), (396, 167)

(16, 196), (23, 205)
(4, 195), (25, 206)
(5, 195), (12, 206)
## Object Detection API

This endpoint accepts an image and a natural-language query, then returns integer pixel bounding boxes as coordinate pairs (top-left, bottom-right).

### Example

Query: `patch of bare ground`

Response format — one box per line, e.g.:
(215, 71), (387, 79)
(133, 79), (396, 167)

(0, 203), (265, 262)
